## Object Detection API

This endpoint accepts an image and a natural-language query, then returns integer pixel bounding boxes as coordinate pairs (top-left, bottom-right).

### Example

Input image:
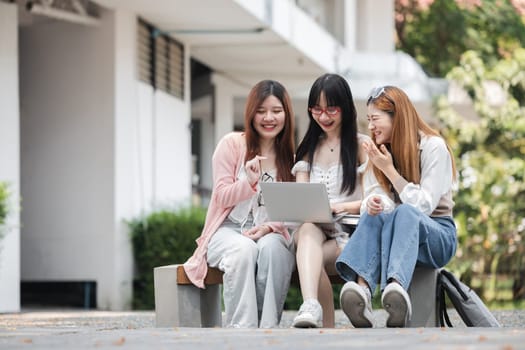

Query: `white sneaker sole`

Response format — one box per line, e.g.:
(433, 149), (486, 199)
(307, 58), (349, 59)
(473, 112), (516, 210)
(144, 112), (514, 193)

(340, 283), (373, 328)
(292, 315), (320, 328)
(382, 285), (412, 327)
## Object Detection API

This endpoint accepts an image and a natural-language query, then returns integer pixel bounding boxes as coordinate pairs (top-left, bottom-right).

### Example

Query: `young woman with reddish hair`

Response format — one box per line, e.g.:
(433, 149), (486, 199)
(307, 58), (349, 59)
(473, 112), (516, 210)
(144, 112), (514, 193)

(336, 86), (457, 328)
(184, 80), (295, 328)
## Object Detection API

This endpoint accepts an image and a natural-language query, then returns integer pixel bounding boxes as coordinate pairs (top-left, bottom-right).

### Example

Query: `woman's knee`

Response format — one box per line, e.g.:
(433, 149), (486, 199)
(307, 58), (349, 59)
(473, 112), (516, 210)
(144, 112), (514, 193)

(258, 233), (287, 252)
(257, 234), (294, 271)
(232, 237), (258, 264)
(389, 204), (420, 226)
(394, 203), (419, 217)
(294, 223), (323, 243)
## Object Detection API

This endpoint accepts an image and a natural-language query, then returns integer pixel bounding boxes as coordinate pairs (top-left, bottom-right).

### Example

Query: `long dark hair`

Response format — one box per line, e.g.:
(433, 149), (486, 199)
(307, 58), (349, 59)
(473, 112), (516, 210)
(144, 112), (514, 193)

(244, 80), (295, 182)
(296, 73), (359, 194)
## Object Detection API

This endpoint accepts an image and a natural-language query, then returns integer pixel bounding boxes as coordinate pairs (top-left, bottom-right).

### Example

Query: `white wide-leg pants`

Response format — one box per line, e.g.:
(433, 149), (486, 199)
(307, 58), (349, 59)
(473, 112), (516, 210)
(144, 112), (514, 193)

(207, 225), (295, 328)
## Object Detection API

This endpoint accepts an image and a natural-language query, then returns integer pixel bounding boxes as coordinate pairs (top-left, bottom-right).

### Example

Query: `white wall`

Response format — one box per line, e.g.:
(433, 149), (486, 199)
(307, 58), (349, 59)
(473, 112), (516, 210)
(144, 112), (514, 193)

(136, 83), (155, 209)
(211, 74), (240, 143)
(272, 0), (341, 72)
(191, 95), (215, 191)
(112, 9), (138, 310)
(19, 6), (192, 309)
(344, 0), (358, 52)
(0, 2), (21, 313)
(19, 10), (116, 305)
(356, 0), (395, 53)
(153, 91), (192, 206)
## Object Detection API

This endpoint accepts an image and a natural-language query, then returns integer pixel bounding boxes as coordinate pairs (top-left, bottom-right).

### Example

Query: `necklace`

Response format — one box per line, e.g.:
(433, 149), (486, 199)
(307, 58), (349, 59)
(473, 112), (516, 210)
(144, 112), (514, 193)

(325, 140), (339, 152)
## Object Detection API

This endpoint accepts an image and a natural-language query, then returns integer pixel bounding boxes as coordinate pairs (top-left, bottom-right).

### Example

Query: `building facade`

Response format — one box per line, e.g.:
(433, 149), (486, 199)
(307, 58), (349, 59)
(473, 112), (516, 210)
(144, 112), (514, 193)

(0, 0), (437, 311)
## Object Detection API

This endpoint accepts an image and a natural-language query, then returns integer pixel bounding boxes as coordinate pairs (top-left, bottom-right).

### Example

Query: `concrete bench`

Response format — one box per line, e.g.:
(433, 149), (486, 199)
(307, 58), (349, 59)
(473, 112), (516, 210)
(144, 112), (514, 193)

(153, 264), (438, 328)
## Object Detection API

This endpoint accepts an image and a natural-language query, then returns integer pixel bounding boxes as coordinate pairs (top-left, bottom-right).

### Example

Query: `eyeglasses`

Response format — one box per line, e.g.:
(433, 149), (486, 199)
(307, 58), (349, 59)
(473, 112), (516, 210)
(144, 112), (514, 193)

(367, 86), (394, 106)
(309, 106), (341, 117)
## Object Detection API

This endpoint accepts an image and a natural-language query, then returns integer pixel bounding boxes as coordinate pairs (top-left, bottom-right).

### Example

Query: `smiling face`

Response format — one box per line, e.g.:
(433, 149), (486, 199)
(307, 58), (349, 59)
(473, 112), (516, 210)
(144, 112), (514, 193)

(312, 92), (342, 137)
(252, 95), (286, 141)
(367, 103), (393, 145)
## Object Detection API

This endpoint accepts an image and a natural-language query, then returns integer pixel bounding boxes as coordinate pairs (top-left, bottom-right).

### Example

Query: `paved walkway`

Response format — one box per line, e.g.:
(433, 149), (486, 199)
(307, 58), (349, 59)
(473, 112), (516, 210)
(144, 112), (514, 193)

(1, 309), (524, 349)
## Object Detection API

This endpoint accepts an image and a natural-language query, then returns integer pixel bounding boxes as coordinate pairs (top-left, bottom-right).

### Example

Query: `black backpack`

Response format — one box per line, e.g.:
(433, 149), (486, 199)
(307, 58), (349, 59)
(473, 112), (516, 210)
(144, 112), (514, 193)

(436, 269), (501, 327)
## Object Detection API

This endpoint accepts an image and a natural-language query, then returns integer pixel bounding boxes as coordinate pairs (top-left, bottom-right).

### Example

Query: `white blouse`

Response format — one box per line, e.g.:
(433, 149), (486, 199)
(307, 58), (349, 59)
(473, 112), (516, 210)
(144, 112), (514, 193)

(360, 135), (455, 217)
(291, 134), (370, 203)
(228, 167), (276, 228)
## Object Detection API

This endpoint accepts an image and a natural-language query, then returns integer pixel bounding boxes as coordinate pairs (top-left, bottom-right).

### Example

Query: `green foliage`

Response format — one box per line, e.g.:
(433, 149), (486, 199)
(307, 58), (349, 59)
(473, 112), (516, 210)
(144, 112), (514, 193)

(396, 0), (525, 77)
(284, 285), (302, 310)
(436, 48), (525, 300)
(396, 0), (468, 77)
(0, 182), (9, 238)
(128, 206), (207, 309)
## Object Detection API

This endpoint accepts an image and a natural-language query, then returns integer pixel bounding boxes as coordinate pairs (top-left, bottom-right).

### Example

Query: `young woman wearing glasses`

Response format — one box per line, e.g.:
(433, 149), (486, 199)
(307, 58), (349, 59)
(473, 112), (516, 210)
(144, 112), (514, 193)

(291, 73), (370, 328)
(184, 80), (296, 328)
(335, 85), (457, 328)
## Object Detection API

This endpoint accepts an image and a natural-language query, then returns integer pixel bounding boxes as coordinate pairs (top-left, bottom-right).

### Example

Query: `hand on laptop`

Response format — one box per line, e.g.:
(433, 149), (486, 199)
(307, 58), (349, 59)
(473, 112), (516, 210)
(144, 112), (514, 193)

(331, 202), (348, 215)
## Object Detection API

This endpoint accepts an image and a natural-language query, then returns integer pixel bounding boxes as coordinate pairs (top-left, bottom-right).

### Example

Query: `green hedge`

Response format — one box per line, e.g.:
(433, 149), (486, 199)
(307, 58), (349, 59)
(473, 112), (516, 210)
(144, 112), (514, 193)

(128, 206), (207, 309)
(127, 206), (371, 311)
(0, 182), (9, 239)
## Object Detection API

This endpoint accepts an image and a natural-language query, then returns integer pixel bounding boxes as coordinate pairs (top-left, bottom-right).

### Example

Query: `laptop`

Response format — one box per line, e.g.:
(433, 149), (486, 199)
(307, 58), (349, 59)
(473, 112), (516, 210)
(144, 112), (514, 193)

(259, 182), (360, 225)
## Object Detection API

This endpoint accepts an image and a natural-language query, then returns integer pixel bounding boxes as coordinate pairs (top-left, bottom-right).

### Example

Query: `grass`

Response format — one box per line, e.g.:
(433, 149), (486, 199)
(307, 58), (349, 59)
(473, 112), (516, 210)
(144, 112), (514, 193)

(470, 274), (525, 309)
(487, 299), (525, 310)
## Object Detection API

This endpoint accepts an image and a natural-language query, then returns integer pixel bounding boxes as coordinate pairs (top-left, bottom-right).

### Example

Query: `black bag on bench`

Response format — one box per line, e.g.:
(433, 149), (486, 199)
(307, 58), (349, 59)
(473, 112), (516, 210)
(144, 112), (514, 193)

(436, 269), (501, 327)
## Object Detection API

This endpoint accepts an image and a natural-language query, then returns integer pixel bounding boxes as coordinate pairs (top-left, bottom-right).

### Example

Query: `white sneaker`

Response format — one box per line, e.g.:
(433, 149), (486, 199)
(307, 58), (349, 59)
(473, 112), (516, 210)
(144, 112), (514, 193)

(381, 282), (412, 327)
(292, 299), (323, 328)
(340, 281), (374, 328)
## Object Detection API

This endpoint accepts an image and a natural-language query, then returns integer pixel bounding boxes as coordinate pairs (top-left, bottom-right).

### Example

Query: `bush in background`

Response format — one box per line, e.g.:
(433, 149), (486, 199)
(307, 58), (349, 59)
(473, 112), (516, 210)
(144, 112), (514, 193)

(0, 182), (10, 240)
(128, 206), (207, 309)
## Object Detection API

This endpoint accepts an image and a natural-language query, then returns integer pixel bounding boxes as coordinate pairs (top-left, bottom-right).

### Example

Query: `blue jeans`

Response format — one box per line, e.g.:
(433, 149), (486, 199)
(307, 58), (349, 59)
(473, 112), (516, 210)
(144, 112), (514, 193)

(335, 204), (457, 292)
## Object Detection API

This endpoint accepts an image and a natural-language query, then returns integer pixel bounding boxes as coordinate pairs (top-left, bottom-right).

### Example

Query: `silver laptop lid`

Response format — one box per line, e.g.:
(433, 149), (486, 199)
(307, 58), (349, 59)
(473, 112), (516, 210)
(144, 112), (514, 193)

(260, 182), (335, 223)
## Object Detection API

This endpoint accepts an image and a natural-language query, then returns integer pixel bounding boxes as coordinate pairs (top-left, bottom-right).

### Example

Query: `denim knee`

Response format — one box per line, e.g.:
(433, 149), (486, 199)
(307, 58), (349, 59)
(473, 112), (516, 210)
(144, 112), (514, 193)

(393, 203), (419, 219)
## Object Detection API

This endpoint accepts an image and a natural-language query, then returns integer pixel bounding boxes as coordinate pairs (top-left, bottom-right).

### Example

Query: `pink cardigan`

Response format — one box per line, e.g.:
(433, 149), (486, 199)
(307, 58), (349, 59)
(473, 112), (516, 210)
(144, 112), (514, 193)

(183, 132), (290, 288)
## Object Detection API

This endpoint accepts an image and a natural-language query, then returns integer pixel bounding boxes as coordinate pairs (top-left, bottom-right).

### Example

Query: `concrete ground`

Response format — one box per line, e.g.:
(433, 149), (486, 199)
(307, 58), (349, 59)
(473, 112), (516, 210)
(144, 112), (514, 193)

(1, 309), (524, 349)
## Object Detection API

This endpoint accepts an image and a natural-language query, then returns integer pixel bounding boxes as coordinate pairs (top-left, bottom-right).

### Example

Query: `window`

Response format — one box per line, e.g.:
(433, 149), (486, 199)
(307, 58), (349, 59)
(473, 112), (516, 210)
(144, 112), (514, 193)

(137, 19), (185, 99)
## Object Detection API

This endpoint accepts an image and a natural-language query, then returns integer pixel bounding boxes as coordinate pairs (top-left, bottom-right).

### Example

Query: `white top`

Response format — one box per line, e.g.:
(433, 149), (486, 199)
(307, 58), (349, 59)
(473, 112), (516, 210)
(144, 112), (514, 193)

(292, 162), (367, 204)
(291, 134), (370, 203)
(228, 167), (276, 228)
(360, 135), (455, 216)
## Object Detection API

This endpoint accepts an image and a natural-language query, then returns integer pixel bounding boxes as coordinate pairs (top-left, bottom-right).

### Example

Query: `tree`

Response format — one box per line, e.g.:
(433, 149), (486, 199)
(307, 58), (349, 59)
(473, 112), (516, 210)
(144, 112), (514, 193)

(395, 0), (525, 77)
(435, 48), (525, 300)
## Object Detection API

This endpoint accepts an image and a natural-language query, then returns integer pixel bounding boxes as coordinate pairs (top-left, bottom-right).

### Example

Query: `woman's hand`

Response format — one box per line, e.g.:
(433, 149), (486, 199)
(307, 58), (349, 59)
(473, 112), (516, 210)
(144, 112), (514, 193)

(331, 200), (360, 215)
(366, 195), (384, 216)
(242, 225), (271, 241)
(245, 155), (267, 187)
(331, 202), (347, 214)
(363, 140), (393, 174)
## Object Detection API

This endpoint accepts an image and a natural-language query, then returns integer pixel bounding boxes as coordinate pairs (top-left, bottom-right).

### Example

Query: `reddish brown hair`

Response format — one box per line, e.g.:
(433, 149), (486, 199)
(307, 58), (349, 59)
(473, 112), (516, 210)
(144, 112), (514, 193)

(367, 86), (457, 194)
(244, 80), (295, 182)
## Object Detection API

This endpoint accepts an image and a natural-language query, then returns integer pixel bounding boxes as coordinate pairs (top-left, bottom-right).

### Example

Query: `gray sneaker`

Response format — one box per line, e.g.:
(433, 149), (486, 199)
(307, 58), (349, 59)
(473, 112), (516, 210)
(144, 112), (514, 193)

(340, 281), (374, 328)
(381, 282), (412, 327)
(292, 299), (323, 328)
